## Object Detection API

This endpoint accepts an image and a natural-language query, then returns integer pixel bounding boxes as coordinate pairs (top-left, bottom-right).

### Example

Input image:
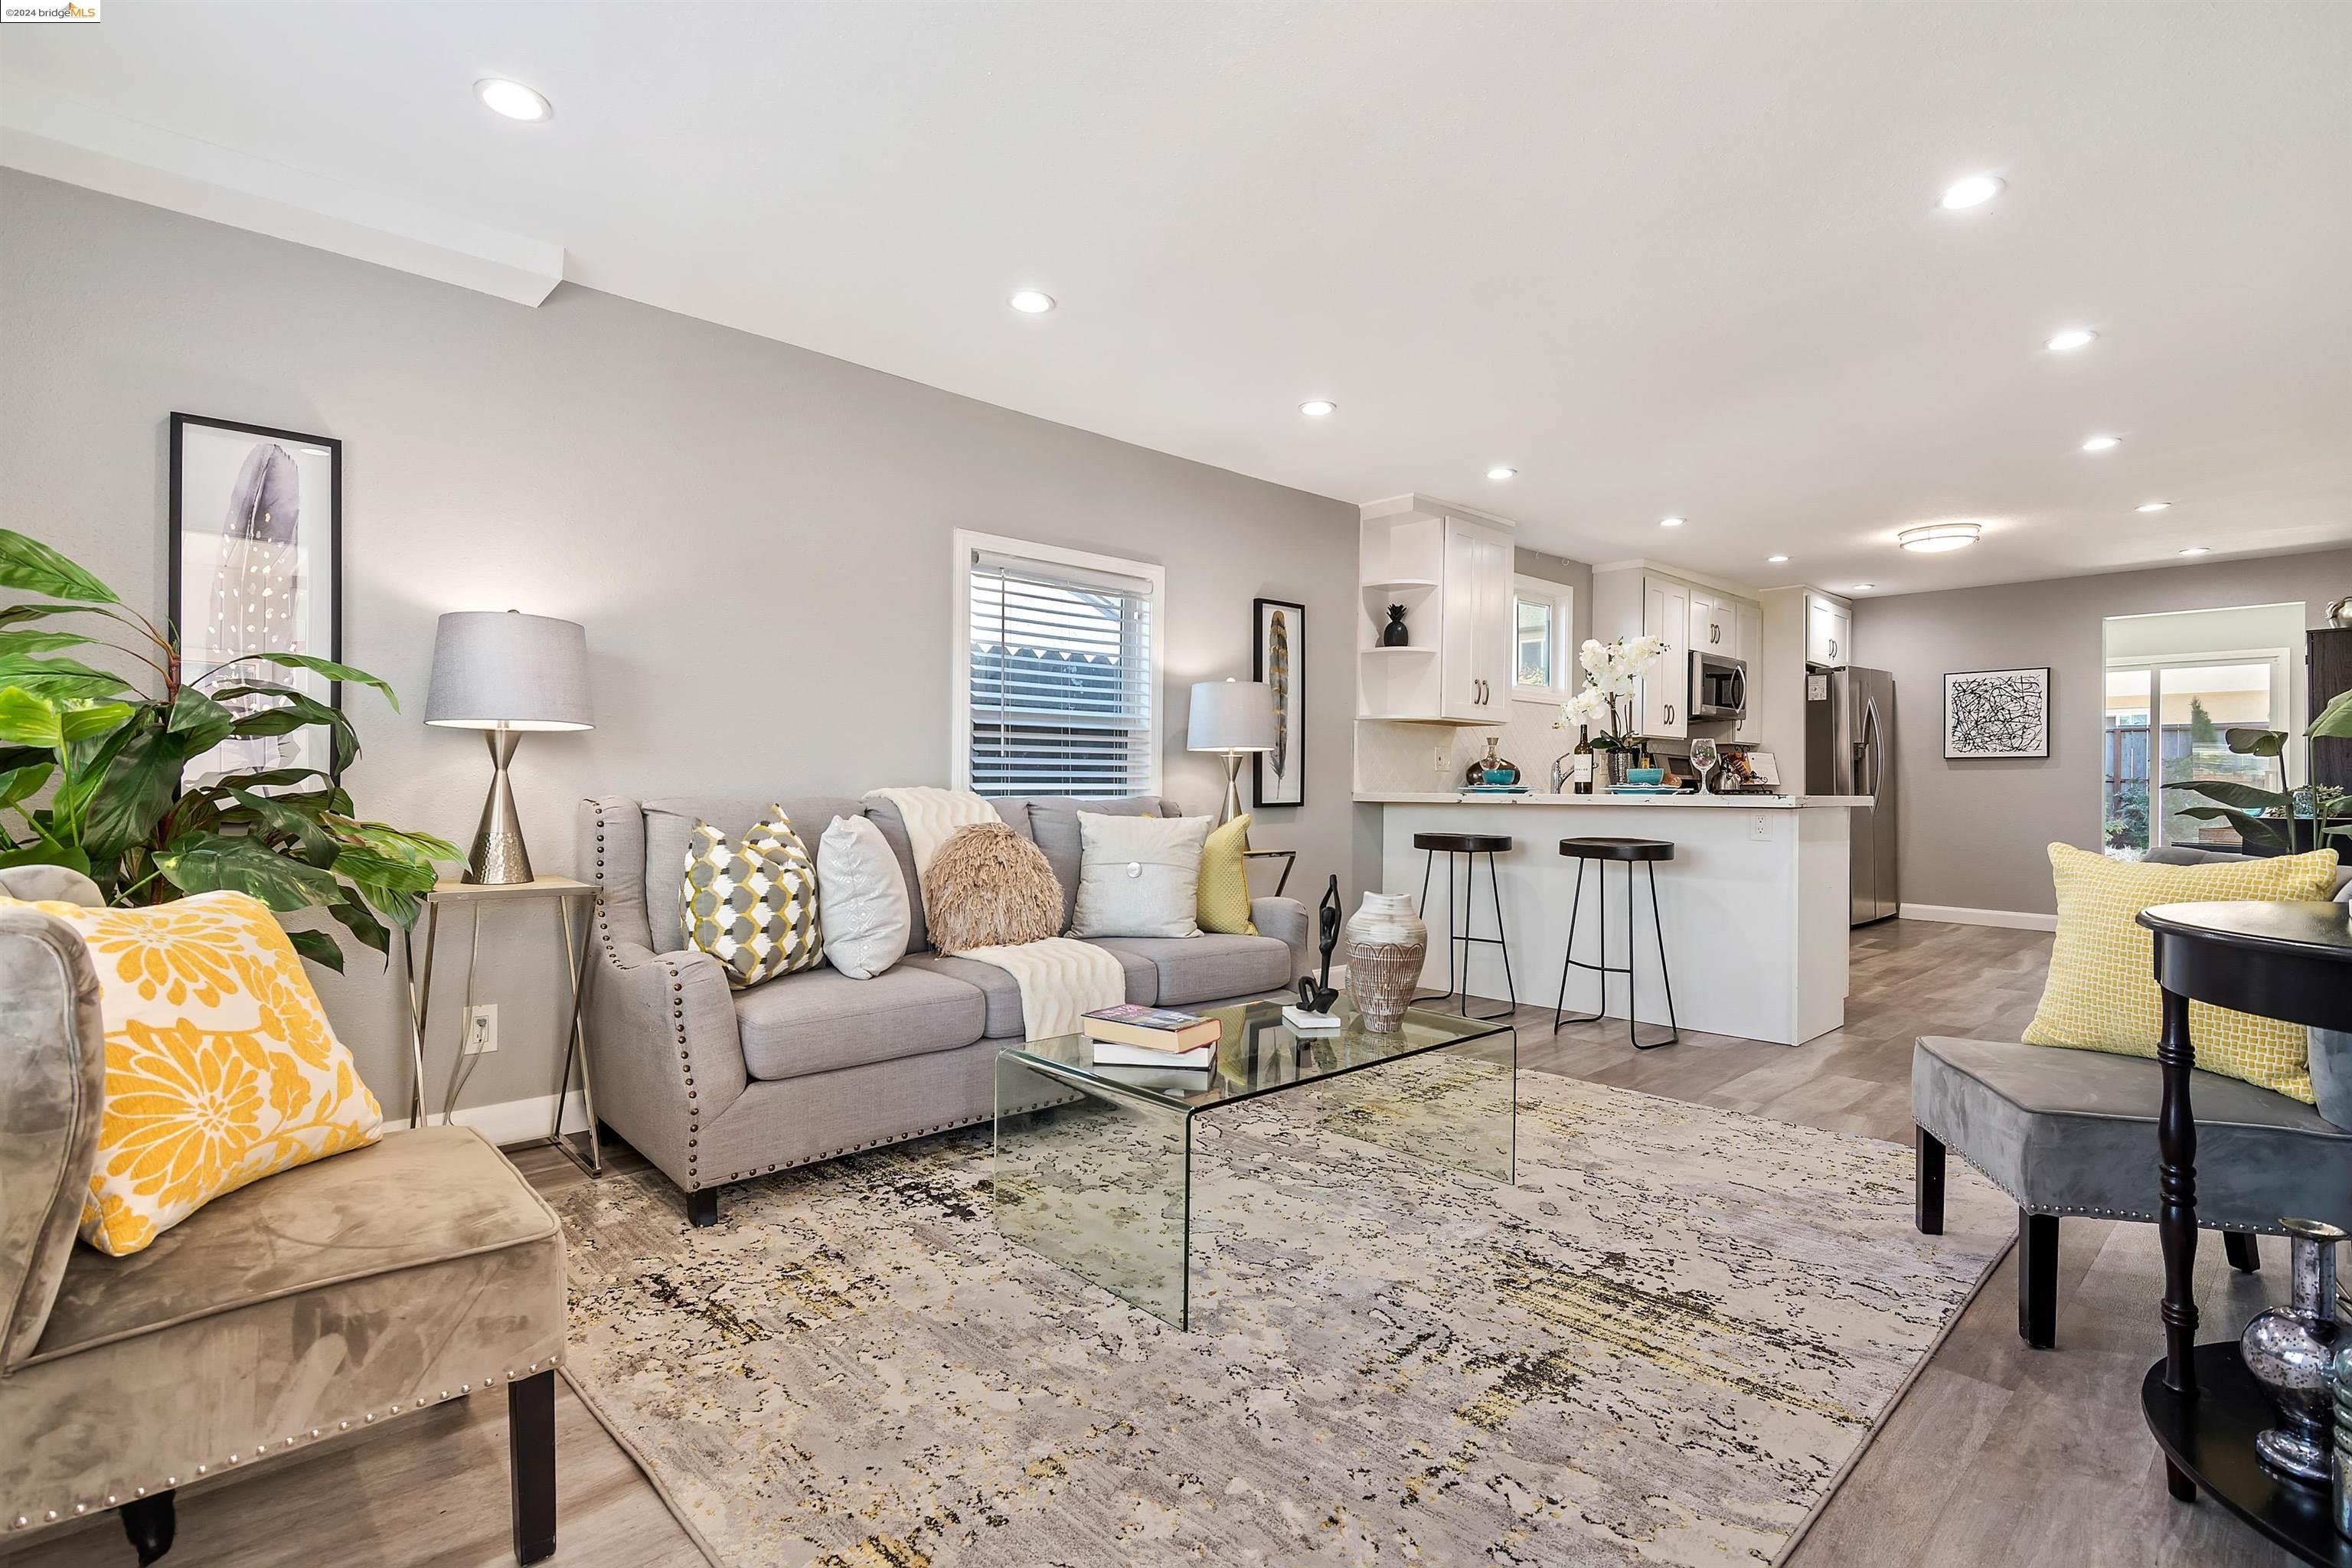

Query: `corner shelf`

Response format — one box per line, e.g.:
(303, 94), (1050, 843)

(1359, 645), (1437, 656)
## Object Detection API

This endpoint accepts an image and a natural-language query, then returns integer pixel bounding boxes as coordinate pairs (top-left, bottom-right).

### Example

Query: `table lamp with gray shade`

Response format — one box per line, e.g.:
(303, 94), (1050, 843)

(1187, 678), (1277, 827)
(425, 610), (593, 885)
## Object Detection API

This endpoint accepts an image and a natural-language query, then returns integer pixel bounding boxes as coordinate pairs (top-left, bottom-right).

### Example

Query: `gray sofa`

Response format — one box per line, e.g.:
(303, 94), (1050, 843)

(578, 792), (1311, 1223)
(1912, 845), (2352, 1348)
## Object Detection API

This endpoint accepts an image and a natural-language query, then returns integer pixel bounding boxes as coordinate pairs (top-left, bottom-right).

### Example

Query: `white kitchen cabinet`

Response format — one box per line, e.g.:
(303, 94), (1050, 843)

(1641, 578), (1690, 737)
(1441, 517), (1515, 720)
(1355, 495), (1517, 723)
(1689, 590), (1733, 655)
(1807, 596), (1851, 668)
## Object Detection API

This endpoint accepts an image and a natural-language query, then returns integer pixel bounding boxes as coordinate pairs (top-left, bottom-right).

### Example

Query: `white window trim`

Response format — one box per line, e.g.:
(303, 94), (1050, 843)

(950, 529), (1167, 796)
(1511, 575), (1576, 704)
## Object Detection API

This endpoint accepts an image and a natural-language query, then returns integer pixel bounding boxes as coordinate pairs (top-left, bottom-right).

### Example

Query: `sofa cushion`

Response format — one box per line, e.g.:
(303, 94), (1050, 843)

(861, 795), (1031, 954)
(1022, 795), (1171, 932)
(901, 946), (1156, 1038)
(1089, 933), (1295, 1007)
(681, 808), (825, 986)
(734, 965), (986, 1079)
(1911, 1035), (2352, 1233)
(645, 795), (863, 952)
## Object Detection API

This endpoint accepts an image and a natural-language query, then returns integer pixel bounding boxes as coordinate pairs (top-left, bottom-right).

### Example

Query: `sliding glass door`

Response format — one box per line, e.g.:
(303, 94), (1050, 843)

(2102, 653), (2290, 855)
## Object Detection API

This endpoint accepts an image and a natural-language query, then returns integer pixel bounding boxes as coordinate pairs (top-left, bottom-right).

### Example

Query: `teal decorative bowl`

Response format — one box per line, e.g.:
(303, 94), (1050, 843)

(1626, 767), (1664, 786)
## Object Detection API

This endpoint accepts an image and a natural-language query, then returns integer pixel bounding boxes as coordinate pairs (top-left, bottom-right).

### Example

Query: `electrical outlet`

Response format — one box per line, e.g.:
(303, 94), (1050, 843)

(1750, 814), (1773, 842)
(463, 1003), (499, 1054)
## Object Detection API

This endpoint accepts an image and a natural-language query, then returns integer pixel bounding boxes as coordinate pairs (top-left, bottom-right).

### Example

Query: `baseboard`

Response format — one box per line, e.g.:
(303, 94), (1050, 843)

(384, 1089), (590, 1147)
(1898, 903), (2059, 933)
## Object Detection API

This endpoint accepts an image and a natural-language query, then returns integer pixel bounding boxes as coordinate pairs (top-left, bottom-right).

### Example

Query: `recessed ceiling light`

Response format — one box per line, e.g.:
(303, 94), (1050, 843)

(1298, 400), (1337, 417)
(1486, 466), (1516, 481)
(2178, 546), (2210, 557)
(1939, 173), (2004, 211)
(2136, 501), (2171, 513)
(1898, 521), (1982, 553)
(1767, 554), (1790, 564)
(1658, 516), (1685, 528)
(2045, 328), (2098, 353)
(2081, 434), (2122, 453)
(1851, 583), (1877, 593)
(475, 78), (553, 122)
(1008, 289), (1057, 315)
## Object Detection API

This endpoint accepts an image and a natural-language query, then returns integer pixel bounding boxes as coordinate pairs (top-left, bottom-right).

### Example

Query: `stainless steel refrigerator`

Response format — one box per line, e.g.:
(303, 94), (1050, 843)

(1806, 665), (1900, 925)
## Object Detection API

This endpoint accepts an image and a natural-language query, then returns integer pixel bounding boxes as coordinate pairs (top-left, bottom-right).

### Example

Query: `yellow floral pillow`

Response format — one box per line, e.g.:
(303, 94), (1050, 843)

(2, 890), (383, 1256)
(2024, 843), (2341, 1102)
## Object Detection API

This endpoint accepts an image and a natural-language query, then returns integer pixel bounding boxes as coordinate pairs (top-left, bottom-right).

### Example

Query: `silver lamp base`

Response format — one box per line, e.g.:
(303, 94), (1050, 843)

(464, 727), (534, 885)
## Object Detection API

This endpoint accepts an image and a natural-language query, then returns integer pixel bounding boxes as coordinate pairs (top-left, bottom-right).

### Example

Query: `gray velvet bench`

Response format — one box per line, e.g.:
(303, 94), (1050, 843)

(1910, 1034), (2352, 1348)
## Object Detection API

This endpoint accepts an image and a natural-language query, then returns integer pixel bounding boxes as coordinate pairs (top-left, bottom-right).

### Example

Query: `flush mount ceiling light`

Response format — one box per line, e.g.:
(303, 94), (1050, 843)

(2081, 434), (2123, 453)
(1486, 466), (1517, 480)
(1851, 583), (1877, 593)
(1298, 400), (1337, 417)
(1939, 173), (2004, 211)
(475, 78), (553, 122)
(1898, 521), (1982, 553)
(1767, 554), (1790, 564)
(1008, 289), (1057, 315)
(2137, 501), (2172, 513)
(2179, 546), (2211, 557)
(1658, 516), (1685, 528)
(2045, 328), (2098, 353)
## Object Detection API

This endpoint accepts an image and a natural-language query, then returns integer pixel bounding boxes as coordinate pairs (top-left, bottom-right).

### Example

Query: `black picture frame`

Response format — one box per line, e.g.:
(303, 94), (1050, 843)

(1251, 596), (1305, 808)
(168, 412), (344, 779)
(1944, 665), (2051, 759)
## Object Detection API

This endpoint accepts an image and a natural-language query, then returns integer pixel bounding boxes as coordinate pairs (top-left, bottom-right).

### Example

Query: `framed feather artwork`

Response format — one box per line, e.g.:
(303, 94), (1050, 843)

(168, 413), (343, 787)
(1251, 597), (1305, 807)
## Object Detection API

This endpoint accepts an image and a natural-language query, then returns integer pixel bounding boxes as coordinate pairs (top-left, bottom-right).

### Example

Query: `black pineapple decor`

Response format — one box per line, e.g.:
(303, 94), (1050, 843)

(1381, 604), (1410, 646)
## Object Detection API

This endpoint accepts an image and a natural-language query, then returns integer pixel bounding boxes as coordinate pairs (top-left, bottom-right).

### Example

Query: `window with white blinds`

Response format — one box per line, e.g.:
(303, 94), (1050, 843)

(956, 534), (1162, 798)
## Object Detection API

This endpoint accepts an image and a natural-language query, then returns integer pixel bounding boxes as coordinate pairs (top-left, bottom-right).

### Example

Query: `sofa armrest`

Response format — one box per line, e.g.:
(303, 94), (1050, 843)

(0, 909), (104, 1372)
(1250, 896), (1312, 982)
(581, 929), (747, 1197)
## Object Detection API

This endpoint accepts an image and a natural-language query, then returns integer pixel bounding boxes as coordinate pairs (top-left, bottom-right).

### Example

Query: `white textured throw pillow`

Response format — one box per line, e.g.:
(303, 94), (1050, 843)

(1070, 812), (1210, 939)
(817, 815), (910, 979)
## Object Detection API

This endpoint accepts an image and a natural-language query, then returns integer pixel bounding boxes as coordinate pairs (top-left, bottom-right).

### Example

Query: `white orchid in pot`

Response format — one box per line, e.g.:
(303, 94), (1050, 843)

(1560, 634), (1668, 753)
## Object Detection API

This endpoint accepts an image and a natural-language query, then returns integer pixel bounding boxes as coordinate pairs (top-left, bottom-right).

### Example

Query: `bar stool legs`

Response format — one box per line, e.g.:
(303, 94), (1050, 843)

(1412, 845), (1517, 1021)
(1552, 857), (1680, 1050)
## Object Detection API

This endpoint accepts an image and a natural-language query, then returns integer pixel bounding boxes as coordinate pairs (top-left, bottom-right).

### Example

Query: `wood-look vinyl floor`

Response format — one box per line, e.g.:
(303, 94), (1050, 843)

(8, 919), (2295, 1567)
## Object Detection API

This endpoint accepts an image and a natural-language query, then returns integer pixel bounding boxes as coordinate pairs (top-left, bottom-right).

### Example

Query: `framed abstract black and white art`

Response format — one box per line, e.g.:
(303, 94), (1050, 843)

(1251, 597), (1305, 807)
(1944, 666), (2050, 759)
(168, 413), (342, 785)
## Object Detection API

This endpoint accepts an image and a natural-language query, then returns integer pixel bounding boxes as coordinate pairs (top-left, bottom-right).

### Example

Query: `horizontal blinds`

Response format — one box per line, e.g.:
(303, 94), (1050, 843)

(969, 550), (1154, 798)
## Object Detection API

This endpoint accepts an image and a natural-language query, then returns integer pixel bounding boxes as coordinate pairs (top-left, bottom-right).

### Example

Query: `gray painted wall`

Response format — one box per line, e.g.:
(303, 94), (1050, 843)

(0, 170), (1359, 1114)
(1853, 547), (2352, 915)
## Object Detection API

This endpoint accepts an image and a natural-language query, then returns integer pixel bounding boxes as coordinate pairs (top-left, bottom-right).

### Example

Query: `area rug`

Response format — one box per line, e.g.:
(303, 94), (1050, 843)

(554, 1070), (2009, 1568)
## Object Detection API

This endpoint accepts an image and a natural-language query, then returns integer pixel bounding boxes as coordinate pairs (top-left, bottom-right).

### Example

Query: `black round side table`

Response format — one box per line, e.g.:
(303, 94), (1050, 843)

(2136, 899), (2352, 1564)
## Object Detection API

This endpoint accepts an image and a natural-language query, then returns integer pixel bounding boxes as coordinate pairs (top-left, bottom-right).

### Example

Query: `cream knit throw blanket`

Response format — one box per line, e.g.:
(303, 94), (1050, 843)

(863, 787), (1124, 1041)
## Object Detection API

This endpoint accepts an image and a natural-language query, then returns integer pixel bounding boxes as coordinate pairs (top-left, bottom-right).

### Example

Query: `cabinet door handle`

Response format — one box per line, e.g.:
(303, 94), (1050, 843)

(1664, 703), (1674, 724)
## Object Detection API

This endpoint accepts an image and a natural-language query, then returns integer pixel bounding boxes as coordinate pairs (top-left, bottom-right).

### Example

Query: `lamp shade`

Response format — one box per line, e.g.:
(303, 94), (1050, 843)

(424, 610), (593, 731)
(1187, 679), (1277, 753)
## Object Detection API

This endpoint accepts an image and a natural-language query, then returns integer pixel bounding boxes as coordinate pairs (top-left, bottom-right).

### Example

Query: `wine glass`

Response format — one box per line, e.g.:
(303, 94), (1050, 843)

(1688, 737), (1721, 794)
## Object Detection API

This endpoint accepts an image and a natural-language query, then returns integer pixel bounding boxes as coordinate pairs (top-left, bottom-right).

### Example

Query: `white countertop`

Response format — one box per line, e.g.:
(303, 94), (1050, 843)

(1357, 791), (1870, 808)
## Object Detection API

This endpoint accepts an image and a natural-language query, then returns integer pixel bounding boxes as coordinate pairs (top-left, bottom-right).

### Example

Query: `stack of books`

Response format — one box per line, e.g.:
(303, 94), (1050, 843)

(1080, 1005), (1220, 1090)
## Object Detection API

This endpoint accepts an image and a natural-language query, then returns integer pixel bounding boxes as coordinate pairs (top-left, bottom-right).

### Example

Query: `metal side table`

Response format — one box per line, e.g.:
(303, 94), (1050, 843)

(403, 876), (604, 1175)
(2137, 898), (2352, 1563)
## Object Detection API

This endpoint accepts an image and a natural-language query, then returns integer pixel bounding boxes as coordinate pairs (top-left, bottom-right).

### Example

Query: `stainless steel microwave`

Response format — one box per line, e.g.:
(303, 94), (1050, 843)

(1690, 649), (1747, 720)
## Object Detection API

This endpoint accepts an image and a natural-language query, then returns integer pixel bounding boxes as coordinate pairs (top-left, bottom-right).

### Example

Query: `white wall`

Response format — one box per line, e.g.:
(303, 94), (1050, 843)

(0, 170), (1361, 1112)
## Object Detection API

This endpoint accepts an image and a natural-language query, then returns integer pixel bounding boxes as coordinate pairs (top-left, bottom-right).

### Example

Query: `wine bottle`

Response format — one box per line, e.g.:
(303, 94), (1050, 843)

(1572, 729), (1594, 794)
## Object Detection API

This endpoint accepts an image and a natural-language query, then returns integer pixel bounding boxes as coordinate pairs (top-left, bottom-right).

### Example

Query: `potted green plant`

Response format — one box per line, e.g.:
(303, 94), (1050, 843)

(0, 529), (455, 969)
(2164, 687), (2352, 856)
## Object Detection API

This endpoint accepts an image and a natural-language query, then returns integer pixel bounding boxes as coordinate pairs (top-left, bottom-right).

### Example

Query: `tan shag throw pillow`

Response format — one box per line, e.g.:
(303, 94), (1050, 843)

(925, 822), (1063, 954)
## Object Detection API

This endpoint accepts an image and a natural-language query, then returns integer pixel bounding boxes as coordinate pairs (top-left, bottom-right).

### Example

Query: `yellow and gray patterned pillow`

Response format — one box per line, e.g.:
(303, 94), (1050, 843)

(682, 808), (822, 988)
(2024, 841), (2340, 1102)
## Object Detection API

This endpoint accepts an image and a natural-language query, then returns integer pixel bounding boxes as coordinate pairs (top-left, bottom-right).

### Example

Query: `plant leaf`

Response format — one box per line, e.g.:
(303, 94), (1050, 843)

(327, 893), (390, 955)
(0, 842), (92, 874)
(2223, 727), (2288, 758)
(0, 629), (95, 657)
(0, 603), (93, 630)
(215, 766), (332, 791)
(166, 686), (236, 753)
(0, 760), (54, 808)
(0, 654), (129, 702)
(233, 653), (399, 710)
(155, 832), (341, 911)
(0, 531), (120, 605)
(2315, 687), (2352, 742)
(2161, 778), (2289, 812)
(332, 846), (439, 894)
(59, 700), (134, 743)
(335, 818), (461, 866)
(215, 685), (358, 770)
(227, 786), (339, 867)
(79, 716), (180, 857)
(349, 877), (425, 932)
(284, 926), (347, 973)
(0, 688), (60, 748)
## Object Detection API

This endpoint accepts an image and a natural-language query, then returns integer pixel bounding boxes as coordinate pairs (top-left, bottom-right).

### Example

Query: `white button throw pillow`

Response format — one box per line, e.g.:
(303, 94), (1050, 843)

(817, 815), (910, 979)
(1070, 812), (1211, 939)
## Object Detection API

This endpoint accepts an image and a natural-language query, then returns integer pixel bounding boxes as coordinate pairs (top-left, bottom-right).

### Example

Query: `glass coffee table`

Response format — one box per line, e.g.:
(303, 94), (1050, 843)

(992, 1000), (1516, 1329)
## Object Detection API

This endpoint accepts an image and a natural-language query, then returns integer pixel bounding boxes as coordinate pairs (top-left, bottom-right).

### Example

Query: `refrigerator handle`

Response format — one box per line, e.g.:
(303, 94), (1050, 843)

(1858, 698), (1883, 799)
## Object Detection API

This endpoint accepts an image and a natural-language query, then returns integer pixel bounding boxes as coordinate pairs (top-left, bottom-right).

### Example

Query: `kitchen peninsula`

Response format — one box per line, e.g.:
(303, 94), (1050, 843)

(1364, 792), (1863, 1045)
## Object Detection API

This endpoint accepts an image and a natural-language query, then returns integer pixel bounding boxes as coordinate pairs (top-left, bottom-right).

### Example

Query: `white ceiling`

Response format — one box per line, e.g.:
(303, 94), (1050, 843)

(7, 2), (2350, 596)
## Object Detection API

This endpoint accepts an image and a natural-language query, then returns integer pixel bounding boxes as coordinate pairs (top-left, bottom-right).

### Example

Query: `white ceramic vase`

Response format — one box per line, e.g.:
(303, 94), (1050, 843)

(1344, 892), (1429, 1034)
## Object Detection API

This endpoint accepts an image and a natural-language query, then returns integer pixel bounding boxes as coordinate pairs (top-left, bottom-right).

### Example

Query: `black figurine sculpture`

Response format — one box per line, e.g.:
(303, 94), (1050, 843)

(1295, 874), (1342, 1014)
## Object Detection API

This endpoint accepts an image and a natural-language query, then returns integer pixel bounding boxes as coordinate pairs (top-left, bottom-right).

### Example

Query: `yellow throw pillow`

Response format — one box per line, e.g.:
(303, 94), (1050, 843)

(2024, 842), (2341, 1102)
(1198, 813), (1257, 936)
(0, 890), (383, 1256)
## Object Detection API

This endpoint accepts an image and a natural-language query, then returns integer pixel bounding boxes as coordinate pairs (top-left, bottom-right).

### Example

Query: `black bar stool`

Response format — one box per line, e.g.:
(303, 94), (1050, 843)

(1552, 837), (1680, 1050)
(1410, 831), (1516, 1021)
